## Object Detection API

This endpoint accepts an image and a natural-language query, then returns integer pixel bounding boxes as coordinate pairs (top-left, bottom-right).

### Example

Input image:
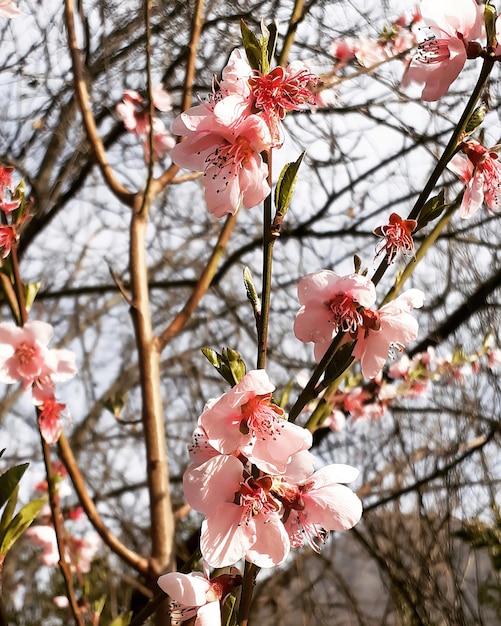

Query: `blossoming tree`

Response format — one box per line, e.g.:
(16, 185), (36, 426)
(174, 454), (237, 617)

(1, 0), (501, 624)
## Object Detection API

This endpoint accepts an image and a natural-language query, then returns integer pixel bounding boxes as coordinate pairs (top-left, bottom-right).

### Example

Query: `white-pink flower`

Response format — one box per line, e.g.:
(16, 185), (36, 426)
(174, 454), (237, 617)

(352, 289), (425, 378)
(26, 525), (60, 567)
(0, 321), (54, 388)
(184, 454), (290, 568)
(278, 463), (362, 551)
(294, 270), (377, 361)
(171, 102), (271, 217)
(0, 0), (21, 18)
(158, 570), (242, 626)
(448, 140), (501, 218)
(199, 369), (312, 475)
(402, 0), (484, 101)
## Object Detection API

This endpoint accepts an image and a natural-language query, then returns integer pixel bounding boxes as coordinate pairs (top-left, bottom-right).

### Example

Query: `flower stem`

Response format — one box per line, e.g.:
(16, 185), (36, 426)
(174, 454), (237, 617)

(257, 150), (274, 370)
(372, 56), (496, 288)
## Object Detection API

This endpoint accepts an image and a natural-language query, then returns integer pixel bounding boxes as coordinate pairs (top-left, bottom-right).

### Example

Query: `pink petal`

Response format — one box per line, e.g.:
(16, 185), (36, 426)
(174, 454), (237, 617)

(245, 512), (290, 567)
(183, 455), (243, 515)
(157, 572), (211, 606)
(201, 503), (255, 567)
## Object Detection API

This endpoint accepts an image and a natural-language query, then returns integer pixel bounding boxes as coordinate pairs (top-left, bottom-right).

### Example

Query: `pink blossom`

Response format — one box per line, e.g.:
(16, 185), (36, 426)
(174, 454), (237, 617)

(277, 464), (362, 551)
(355, 38), (389, 67)
(321, 409), (346, 433)
(374, 212), (417, 263)
(158, 570), (242, 626)
(199, 369), (311, 475)
(0, 224), (17, 258)
(116, 86), (174, 160)
(448, 140), (501, 218)
(294, 270), (377, 361)
(184, 455), (290, 568)
(0, 321), (54, 387)
(248, 61), (319, 145)
(37, 397), (69, 444)
(331, 38), (358, 62)
(26, 525), (60, 567)
(171, 103), (271, 217)
(352, 289), (425, 378)
(402, 0), (485, 101)
(0, 0), (20, 18)
(69, 532), (100, 574)
(53, 596), (70, 609)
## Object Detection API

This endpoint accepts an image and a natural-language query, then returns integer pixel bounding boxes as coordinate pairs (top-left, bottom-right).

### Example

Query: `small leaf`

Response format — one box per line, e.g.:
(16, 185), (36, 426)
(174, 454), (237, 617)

(201, 347), (246, 386)
(0, 484), (19, 538)
(265, 21), (278, 69)
(108, 611), (133, 626)
(24, 282), (41, 312)
(0, 497), (46, 556)
(274, 152), (306, 219)
(0, 463), (29, 511)
(464, 104), (487, 137)
(240, 20), (262, 70)
(243, 267), (261, 316)
(415, 190), (446, 231)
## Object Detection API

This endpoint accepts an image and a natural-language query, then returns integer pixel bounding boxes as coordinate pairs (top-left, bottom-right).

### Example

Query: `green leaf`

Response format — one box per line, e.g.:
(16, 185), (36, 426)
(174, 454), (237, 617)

(415, 190), (446, 231)
(0, 463), (29, 511)
(243, 267), (260, 314)
(274, 152), (306, 218)
(0, 484), (19, 538)
(108, 612), (133, 626)
(24, 281), (41, 312)
(240, 20), (262, 71)
(0, 497), (46, 556)
(264, 21), (278, 70)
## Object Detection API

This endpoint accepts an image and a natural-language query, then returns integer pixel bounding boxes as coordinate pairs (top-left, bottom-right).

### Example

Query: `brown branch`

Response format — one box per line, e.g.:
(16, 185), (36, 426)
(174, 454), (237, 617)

(129, 193), (175, 577)
(409, 265), (501, 357)
(277, 0), (306, 67)
(63, 0), (134, 206)
(158, 211), (238, 349)
(58, 434), (149, 575)
(42, 436), (85, 626)
(153, 0), (205, 193)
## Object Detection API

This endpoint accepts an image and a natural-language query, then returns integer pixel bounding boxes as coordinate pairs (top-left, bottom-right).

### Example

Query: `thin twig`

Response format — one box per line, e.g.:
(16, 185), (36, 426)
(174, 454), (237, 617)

(63, 0), (134, 206)
(58, 434), (149, 575)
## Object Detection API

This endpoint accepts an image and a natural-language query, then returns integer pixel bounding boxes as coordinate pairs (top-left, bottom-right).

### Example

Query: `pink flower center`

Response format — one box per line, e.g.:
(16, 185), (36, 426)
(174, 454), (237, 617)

(249, 66), (316, 117)
(326, 293), (364, 333)
(240, 395), (285, 440)
(15, 341), (36, 365)
(416, 38), (451, 64)
(238, 477), (278, 523)
(204, 136), (254, 192)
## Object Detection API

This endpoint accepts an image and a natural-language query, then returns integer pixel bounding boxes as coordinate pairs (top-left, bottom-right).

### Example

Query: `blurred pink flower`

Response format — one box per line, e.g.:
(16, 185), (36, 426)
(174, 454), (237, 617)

(353, 289), (424, 378)
(26, 525), (60, 567)
(0, 321), (54, 388)
(448, 140), (501, 218)
(294, 269), (377, 361)
(402, 0), (484, 101)
(171, 104), (271, 217)
(0, 0), (20, 18)
(199, 369), (311, 475)
(37, 397), (69, 444)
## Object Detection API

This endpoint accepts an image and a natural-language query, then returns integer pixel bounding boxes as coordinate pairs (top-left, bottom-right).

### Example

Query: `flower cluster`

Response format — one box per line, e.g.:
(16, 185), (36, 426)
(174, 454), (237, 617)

(171, 49), (321, 217)
(448, 139), (501, 218)
(318, 342), (500, 431)
(116, 84), (176, 162)
(27, 464), (100, 575)
(330, 9), (421, 71)
(294, 269), (424, 378)
(0, 321), (77, 442)
(0, 165), (23, 258)
(181, 370), (362, 570)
